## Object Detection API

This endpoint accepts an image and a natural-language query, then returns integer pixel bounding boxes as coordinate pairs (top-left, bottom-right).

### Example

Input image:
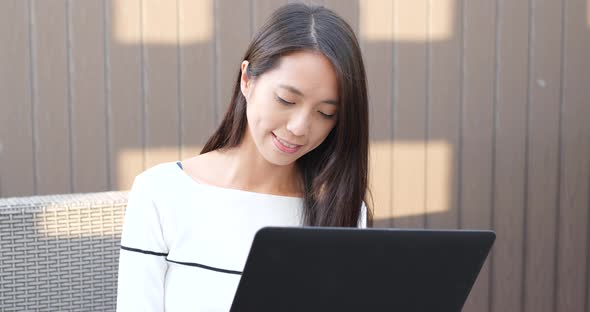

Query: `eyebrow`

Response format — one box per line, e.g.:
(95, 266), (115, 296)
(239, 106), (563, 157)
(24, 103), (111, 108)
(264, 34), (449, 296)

(278, 84), (339, 105)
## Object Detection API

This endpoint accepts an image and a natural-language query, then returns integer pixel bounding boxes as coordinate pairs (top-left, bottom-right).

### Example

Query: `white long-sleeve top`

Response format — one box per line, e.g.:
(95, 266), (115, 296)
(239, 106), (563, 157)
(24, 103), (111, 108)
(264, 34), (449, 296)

(116, 162), (367, 312)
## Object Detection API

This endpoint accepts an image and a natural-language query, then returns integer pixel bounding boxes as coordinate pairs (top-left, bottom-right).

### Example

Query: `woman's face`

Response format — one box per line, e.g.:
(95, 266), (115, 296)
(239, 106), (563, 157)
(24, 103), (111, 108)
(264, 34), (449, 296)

(241, 50), (339, 166)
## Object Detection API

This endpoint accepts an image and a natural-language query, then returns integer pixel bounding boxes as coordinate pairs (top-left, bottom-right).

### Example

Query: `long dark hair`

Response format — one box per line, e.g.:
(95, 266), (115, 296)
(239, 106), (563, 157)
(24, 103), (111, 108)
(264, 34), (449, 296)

(201, 3), (371, 227)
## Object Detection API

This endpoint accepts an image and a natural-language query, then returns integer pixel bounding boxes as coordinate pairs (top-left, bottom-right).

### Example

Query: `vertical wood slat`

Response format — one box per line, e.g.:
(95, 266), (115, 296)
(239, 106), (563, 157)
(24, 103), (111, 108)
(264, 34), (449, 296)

(216, 1), (252, 125)
(142, 0), (180, 169)
(524, 0), (562, 310)
(32, 0), (72, 195)
(426, 0), (461, 229)
(70, 0), (108, 193)
(556, 0), (590, 310)
(0, 0), (35, 197)
(107, 0), (143, 190)
(492, 0), (529, 311)
(178, 0), (216, 159)
(391, 0), (428, 228)
(355, 0), (394, 227)
(461, 0), (496, 311)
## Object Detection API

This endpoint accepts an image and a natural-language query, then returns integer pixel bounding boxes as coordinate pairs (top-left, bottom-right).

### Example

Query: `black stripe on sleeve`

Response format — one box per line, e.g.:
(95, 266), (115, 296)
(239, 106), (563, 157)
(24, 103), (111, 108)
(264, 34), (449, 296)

(120, 245), (169, 257)
(120, 245), (242, 275)
(165, 258), (243, 275)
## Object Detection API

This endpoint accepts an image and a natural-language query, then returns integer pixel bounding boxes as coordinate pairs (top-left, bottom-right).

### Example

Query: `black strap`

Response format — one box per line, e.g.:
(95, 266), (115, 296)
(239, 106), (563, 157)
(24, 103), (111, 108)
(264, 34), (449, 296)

(176, 161), (183, 170)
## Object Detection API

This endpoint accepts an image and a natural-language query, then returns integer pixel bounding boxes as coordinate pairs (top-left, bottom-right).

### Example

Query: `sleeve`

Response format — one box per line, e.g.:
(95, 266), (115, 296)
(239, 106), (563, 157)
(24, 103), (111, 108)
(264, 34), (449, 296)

(357, 201), (368, 228)
(116, 174), (169, 312)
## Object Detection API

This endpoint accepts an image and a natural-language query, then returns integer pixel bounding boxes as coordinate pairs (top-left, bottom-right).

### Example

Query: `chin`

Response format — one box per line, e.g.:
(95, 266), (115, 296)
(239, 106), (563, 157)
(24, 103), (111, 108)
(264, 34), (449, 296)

(266, 155), (298, 167)
(262, 147), (302, 167)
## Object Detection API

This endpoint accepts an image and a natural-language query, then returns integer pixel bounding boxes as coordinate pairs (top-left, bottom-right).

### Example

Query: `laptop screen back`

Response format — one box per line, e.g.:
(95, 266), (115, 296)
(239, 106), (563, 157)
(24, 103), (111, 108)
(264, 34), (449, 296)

(231, 227), (495, 312)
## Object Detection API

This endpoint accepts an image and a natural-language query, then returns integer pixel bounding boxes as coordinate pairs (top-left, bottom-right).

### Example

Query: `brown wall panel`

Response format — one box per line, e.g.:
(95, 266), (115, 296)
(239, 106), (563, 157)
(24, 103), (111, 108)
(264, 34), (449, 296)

(426, 0), (461, 229)
(391, 0), (428, 228)
(556, 0), (590, 310)
(70, 0), (108, 193)
(357, 0), (393, 227)
(216, 1), (252, 125)
(0, 0), (35, 196)
(461, 1), (496, 311)
(107, 0), (144, 190)
(492, 0), (529, 311)
(32, 0), (72, 195)
(524, 0), (562, 311)
(178, 0), (216, 159)
(142, 0), (180, 169)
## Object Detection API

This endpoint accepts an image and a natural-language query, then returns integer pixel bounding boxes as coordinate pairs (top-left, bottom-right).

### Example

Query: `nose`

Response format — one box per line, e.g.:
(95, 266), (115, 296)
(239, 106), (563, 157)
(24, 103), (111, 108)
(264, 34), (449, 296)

(286, 109), (311, 137)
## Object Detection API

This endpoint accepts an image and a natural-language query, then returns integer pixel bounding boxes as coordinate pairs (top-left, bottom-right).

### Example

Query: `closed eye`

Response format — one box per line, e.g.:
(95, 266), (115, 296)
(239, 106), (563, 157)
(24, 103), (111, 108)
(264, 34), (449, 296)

(319, 111), (336, 119)
(276, 95), (295, 105)
(276, 94), (335, 119)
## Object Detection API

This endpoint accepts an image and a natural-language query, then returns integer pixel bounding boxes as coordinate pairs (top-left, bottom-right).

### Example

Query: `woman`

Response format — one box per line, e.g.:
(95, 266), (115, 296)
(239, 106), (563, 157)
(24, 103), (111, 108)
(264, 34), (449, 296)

(116, 3), (371, 311)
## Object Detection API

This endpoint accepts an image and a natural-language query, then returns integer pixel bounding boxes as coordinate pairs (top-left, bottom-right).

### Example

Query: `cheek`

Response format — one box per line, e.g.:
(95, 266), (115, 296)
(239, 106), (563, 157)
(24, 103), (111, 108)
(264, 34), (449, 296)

(246, 101), (279, 134)
(245, 106), (258, 129)
(310, 123), (335, 147)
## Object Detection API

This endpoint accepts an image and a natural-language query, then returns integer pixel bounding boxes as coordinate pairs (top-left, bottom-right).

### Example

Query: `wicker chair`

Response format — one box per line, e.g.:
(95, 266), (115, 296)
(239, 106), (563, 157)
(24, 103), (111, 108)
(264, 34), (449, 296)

(0, 192), (128, 312)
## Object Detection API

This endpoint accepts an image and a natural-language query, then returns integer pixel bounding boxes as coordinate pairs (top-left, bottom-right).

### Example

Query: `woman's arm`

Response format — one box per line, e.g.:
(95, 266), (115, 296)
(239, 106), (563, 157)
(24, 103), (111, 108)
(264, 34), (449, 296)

(116, 174), (168, 312)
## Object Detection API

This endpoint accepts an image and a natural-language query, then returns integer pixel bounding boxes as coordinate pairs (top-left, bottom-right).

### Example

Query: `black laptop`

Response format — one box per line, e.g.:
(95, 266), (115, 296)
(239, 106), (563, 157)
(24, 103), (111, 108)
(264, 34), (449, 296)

(230, 227), (495, 312)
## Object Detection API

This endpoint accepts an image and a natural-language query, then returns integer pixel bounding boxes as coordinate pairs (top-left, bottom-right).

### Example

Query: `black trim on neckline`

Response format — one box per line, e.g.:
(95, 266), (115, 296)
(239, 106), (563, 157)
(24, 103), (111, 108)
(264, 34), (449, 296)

(120, 245), (168, 257)
(166, 258), (243, 275)
(176, 161), (183, 170)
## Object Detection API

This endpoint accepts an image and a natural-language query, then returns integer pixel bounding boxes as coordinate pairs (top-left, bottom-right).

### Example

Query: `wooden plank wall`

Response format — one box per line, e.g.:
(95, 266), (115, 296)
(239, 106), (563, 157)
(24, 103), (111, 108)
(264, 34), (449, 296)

(0, 0), (588, 311)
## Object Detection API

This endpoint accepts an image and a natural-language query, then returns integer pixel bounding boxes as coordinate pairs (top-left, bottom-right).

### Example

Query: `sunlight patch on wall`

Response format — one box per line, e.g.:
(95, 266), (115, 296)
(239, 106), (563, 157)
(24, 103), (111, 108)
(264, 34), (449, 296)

(368, 141), (393, 222)
(114, 0), (212, 44)
(360, 0), (455, 42)
(116, 147), (178, 190)
(370, 141), (452, 220)
(360, 0), (394, 41)
(425, 141), (453, 217)
(393, 141), (451, 218)
(116, 148), (144, 192)
(429, 0), (456, 41)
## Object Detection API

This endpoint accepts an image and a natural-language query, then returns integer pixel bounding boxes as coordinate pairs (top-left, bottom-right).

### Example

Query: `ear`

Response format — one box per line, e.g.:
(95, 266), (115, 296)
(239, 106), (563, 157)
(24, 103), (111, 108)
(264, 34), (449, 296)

(240, 60), (250, 99)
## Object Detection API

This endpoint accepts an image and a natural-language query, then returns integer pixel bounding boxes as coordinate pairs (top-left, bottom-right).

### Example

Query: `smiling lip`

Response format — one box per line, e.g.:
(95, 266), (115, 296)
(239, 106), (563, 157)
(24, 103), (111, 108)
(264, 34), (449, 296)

(272, 133), (302, 154)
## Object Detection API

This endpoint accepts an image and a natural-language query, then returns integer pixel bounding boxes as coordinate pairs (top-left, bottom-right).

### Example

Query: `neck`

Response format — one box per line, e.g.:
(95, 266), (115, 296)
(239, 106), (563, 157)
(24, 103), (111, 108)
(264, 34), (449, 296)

(216, 138), (302, 197)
